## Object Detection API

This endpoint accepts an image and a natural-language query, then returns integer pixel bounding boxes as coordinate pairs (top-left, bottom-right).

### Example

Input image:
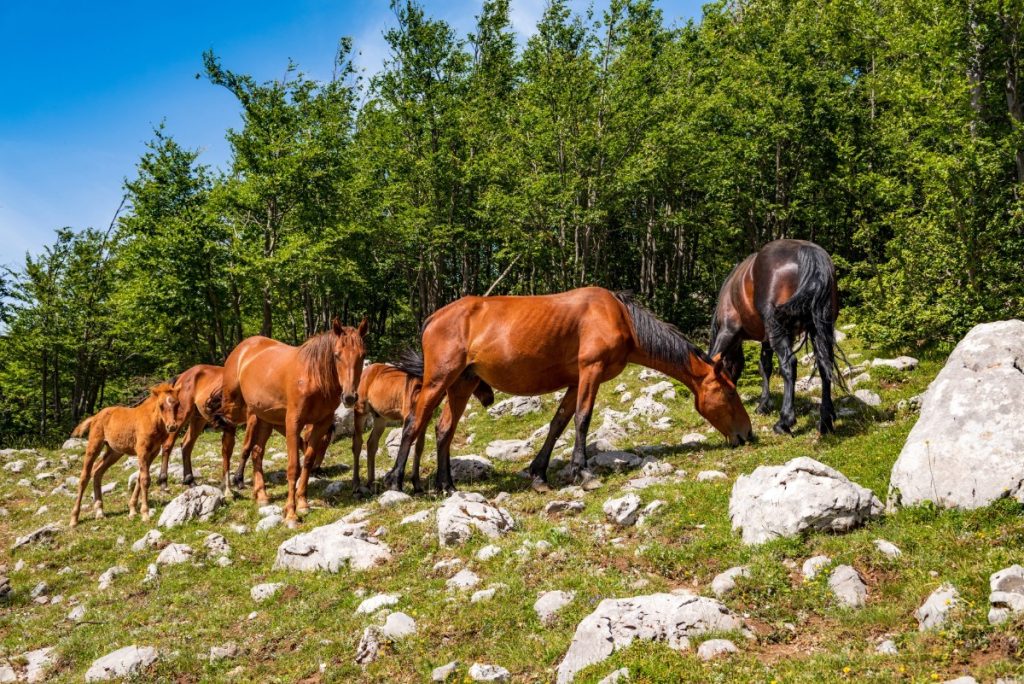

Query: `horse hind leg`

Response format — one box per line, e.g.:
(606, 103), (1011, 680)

(91, 447), (120, 519)
(71, 440), (104, 526)
(432, 379), (476, 495)
(567, 366), (604, 487)
(221, 428), (237, 500)
(178, 411), (205, 485)
(756, 341), (775, 415)
(810, 322), (837, 434)
(767, 319), (798, 435)
(157, 430), (177, 491)
(527, 385), (578, 492)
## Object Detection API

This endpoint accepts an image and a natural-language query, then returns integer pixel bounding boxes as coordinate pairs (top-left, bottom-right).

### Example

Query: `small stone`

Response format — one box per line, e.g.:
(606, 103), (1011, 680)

(432, 660), (460, 682)
(381, 611), (417, 640)
(251, 582), (284, 603)
(711, 566), (750, 598)
(228, 523), (249, 534)
(256, 514), (283, 531)
(854, 389), (882, 407)
(12, 523), (60, 549)
(476, 545), (502, 561)
(916, 584), (959, 630)
(871, 356), (918, 371)
(204, 533), (231, 557)
(143, 564), (159, 583)
(597, 668), (631, 684)
(876, 639), (898, 655)
(447, 569), (481, 591)
(378, 490), (412, 508)
(433, 558), (462, 573)
(210, 643), (239, 661)
(873, 539), (902, 558)
(258, 504), (282, 518)
(697, 470), (727, 482)
(68, 604), (87, 622)
(534, 590), (575, 624)
(828, 565), (867, 608)
(468, 663), (511, 682)
(471, 588), (497, 603)
(97, 565), (128, 590)
(354, 627), (380, 665)
(400, 509), (431, 525)
(84, 645), (158, 682)
(356, 593), (399, 614)
(603, 494), (642, 526)
(30, 581), (47, 598)
(697, 638), (737, 661)
(131, 529), (163, 552)
(544, 500), (585, 517)
(155, 543), (194, 566)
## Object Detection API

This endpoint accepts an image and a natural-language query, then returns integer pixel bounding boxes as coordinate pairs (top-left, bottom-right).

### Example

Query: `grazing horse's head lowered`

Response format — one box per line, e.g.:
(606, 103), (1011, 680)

(695, 355), (753, 446)
(332, 317), (369, 407)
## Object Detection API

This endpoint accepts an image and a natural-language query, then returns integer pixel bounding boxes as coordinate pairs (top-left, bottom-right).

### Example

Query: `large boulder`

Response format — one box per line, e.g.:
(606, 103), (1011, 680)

(437, 491), (515, 547)
(450, 455), (494, 483)
(12, 523), (60, 550)
(729, 457), (882, 545)
(988, 565), (1024, 625)
(158, 485), (224, 528)
(274, 519), (391, 572)
(889, 320), (1024, 510)
(556, 592), (744, 683)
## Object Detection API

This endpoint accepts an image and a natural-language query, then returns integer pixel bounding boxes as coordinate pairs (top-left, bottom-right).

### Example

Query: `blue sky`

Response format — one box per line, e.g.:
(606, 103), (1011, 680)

(0, 0), (702, 269)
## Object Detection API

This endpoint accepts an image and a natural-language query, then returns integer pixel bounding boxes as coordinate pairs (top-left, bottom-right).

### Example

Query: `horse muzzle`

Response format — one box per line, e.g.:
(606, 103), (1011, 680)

(342, 393), (357, 408)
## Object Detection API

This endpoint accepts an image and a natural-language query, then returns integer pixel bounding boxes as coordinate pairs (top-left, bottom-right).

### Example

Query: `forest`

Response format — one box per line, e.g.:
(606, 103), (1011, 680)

(1, 0), (1021, 445)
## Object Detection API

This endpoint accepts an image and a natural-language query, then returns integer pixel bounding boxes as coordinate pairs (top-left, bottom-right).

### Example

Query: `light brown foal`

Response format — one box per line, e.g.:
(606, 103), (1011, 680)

(350, 352), (494, 494)
(69, 383), (183, 526)
(156, 364), (228, 491)
(216, 318), (368, 527)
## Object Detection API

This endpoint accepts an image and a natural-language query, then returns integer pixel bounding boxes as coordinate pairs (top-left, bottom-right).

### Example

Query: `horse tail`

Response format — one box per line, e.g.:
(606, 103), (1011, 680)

(204, 388), (235, 430)
(390, 348), (424, 378)
(776, 244), (848, 391)
(614, 290), (708, 372)
(71, 415), (94, 438)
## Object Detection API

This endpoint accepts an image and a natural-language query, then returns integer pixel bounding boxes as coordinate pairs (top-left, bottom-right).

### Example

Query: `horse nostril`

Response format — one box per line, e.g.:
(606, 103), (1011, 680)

(343, 394), (357, 407)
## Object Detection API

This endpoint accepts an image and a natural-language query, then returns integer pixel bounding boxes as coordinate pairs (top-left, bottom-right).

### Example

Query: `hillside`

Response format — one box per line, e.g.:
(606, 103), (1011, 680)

(1, 328), (1022, 683)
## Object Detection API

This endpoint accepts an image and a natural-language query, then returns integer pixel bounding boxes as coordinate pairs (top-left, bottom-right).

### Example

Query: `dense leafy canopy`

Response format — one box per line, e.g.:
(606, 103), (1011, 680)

(2, 0), (1022, 444)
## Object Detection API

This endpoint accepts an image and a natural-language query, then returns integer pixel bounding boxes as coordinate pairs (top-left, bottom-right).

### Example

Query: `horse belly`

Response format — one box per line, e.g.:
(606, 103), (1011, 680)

(474, 361), (577, 396)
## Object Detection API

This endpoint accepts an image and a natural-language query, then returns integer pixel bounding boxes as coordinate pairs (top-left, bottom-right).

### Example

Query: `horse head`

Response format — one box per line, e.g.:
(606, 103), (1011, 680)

(150, 382), (182, 433)
(694, 354), (754, 446)
(332, 316), (369, 407)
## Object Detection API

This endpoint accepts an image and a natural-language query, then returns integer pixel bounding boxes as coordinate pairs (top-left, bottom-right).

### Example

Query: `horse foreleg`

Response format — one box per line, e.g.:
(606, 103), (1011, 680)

(248, 421), (272, 507)
(756, 341), (775, 415)
(283, 418), (303, 527)
(567, 367), (603, 485)
(362, 421), (385, 496)
(232, 414), (259, 488)
(135, 442), (158, 522)
(221, 427), (237, 500)
(296, 421), (330, 516)
(527, 385), (579, 492)
(91, 447), (119, 520)
(178, 411), (205, 485)
(157, 430), (177, 491)
(411, 431), (427, 495)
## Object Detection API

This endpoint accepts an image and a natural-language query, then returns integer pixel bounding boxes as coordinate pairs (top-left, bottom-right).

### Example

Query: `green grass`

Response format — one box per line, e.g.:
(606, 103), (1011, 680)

(1, 329), (1022, 682)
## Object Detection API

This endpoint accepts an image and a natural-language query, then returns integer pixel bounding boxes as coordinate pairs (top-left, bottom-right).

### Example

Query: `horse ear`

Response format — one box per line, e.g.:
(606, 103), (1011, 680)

(332, 317), (343, 335)
(357, 317), (369, 338)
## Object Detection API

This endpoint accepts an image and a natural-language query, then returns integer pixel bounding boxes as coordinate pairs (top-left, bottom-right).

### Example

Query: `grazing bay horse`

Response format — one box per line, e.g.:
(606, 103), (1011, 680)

(383, 287), (752, 494)
(215, 318), (368, 527)
(351, 350), (494, 495)
(156, 364), (227, 491)
(709, 239), (843, 435)
(69, 383), (183, 526)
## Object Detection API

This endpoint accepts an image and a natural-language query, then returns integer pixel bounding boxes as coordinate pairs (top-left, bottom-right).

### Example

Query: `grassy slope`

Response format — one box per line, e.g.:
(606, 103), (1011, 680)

(1, 330), (1022, 683)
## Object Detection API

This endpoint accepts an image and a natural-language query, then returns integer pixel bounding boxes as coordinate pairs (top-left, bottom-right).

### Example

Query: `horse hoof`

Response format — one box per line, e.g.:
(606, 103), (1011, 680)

(183, 475), (195, 486)
(755, 404), (773, 416)
(256, 497), (270, 507)
(94, 510), (105, 520)
(297, 506), (310, 516)
(285, 518), (299, 530)
(580, 472), (602, 491)
(69, 517), (79, 528)
(772, 422), (793, 436)
(530, 477), (552, 494)
(141, 513), (151, 522)
(354, 486), (371, 499)
(160, 486), (170, 494)
(127, 510), (136, 519)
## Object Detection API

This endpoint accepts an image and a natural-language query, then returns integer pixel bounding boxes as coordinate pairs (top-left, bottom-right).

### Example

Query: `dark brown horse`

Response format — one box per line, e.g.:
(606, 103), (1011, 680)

(69, 383), (184, 525)
(215, 318), (368, 526)
(709, 239), (843, 435)
(353, 350), (494, 494)
(383, 287), (752, 494)
(156, 364), (226, 491)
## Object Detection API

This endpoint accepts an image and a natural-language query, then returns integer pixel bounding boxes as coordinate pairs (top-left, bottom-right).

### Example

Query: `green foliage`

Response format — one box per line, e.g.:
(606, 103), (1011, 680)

(2, 0), (1023, 443)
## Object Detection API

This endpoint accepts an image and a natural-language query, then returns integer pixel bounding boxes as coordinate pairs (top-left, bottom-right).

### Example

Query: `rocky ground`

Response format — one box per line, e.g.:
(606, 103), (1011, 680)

(1, 326), (1022, 682)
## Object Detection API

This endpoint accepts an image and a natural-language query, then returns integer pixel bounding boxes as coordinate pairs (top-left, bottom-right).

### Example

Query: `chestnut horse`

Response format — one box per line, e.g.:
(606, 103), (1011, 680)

(69, 383), (183, 526)
(383, 287), (752, 494)
(709, 239), (844, 435)
(215, 318), (368, 526)
(156, 364), (226, 491)
(351, 350), (494, 494)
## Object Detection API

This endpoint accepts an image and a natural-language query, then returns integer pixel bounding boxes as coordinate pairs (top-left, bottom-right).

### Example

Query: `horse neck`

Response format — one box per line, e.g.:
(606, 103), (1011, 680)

(627, 348), (711, 396)
(299, 337), (341, 399)
(139, 395), (165, 432)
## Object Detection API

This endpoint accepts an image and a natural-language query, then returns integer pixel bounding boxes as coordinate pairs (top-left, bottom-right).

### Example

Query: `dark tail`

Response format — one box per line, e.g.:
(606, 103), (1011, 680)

(614, 290), (709, 372)
(390, 348), (424, 378)
(204, 388), (235, 430)
(775, 244), (848, 391)
(392, 346), (495, 407)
